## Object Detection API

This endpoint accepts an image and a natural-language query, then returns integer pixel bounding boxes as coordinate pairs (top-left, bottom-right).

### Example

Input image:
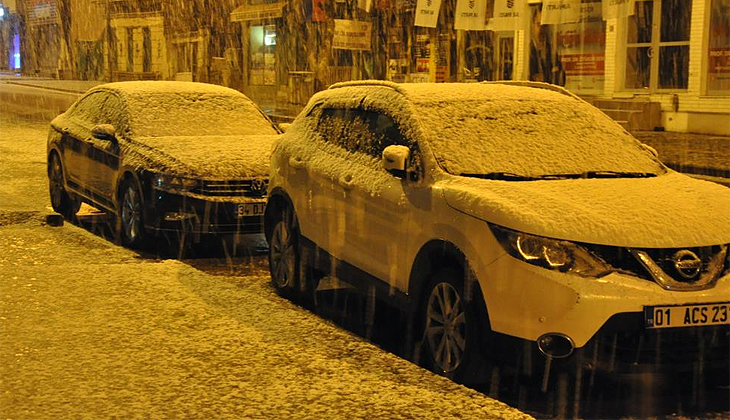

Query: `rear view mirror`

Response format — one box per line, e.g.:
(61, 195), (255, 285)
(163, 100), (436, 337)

(383, 145), (410, 178)
(92, 124), (116, 141)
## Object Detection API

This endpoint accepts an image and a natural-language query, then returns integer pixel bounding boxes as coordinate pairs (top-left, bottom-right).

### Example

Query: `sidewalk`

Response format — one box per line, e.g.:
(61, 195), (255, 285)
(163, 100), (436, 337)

(2, 76), (728, 185)
(632, 131), (730, 185)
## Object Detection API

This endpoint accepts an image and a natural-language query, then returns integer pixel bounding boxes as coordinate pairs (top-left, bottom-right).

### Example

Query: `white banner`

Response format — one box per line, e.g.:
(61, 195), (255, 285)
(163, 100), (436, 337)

(454, 0), (487, 31)
(358, 0), (372, 12)
(414, 0), (442, 28)
(541, 0), (582, 25)
(488, 0), (528, 31)
(333, 19), (372, 51)
(602, 0), (635, 20)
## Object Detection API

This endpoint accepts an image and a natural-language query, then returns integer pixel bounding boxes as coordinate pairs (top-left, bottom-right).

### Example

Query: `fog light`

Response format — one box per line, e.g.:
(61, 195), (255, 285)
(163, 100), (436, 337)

(537, 333), (574, 358)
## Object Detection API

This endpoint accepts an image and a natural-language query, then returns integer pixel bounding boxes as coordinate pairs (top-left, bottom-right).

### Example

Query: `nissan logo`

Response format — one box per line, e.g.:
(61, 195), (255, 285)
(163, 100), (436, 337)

(249, 179), (267, 196)
(672, 250), (702, 280)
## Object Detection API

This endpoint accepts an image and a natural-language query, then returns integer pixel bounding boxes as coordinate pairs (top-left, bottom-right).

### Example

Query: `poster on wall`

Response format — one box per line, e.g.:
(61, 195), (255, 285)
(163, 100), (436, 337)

(411, 33), (431, 82)
(454, 0), (487, 30)
(414, 0), (442, 28)
(708, 0), (730, 92)
(558, 2), (605, 94)
(333, 19), (372, 51)
(541, 0), (581, 25)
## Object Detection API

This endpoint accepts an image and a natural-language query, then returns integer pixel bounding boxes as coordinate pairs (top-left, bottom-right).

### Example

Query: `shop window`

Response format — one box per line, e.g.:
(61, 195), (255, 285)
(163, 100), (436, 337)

(143, 27), (151, 72)
(126, 27), (134, 72)
(625, 0), (690, 91)
(529, 3), (606, 94)
(250, 24), (276, 85)
(708, 0), (730, 95)
(464, 32), (495, 82)
(657, 0), (690, 89)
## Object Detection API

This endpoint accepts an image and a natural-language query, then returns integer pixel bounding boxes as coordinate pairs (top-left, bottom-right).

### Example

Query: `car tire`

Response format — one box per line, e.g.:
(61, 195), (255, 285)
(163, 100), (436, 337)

(419, 267), (490, 384)
(268, 210), (300, 298)
(117, 177), (146, 248)
(48, 153), (81, 221)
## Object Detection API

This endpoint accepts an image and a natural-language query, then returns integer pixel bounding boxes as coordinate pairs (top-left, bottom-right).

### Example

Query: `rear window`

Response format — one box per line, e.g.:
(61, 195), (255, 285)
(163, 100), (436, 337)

(125, 92), (277, 138)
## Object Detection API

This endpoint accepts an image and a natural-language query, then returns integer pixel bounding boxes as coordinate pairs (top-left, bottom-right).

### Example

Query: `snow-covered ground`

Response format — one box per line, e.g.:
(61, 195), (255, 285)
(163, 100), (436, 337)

(0, 108), (531, 418)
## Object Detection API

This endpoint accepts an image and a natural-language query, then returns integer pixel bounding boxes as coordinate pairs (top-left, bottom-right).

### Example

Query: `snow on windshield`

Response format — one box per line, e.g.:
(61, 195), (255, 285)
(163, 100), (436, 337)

(405, 84), (664, 177)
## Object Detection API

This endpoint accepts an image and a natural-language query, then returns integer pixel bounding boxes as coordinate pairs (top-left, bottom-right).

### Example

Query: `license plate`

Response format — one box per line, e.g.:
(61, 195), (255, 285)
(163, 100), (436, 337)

(237, 203), (265, 218)
(644, 302), (730, 329)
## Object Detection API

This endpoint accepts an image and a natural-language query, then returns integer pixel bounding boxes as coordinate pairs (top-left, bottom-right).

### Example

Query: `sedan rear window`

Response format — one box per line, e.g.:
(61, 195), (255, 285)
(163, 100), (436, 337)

(125, 93), (277, 138)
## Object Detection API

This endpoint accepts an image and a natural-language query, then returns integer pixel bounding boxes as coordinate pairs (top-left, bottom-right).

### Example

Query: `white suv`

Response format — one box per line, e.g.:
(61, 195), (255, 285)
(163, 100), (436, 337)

(265, 81), (729, 390)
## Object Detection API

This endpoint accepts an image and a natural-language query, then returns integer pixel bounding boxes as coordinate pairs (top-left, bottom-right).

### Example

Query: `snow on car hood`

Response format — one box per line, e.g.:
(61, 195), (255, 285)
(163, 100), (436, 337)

(441, 171), (730, 248)
(132, 134), (277, 179)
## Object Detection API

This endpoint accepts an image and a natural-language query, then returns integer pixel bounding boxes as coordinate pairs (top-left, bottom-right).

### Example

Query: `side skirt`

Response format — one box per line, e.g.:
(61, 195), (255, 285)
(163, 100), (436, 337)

(300, 235), (413, 313)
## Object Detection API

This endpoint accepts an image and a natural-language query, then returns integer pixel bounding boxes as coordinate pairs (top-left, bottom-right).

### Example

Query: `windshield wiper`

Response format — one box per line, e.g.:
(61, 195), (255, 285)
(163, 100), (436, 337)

(568, 171), (658, 179)
(460, 172), (540, 181)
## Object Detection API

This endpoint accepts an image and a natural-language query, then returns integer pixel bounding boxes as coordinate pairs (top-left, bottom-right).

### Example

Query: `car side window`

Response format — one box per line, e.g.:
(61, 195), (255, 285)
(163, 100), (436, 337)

(99, 94), (128, 134)
(317, 107), (407, 158)
(68, 92), (110, 127)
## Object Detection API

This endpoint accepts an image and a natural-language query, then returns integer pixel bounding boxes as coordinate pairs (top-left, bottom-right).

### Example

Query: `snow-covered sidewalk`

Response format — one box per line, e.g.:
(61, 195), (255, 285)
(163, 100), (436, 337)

(0, 219), (531, 419)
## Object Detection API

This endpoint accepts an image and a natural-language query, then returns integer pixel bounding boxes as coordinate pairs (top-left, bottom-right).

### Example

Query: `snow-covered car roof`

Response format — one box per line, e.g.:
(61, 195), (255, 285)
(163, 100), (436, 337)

(85, 81), (279, 138)
(95, 80), (245, 96)
(316, 80), (665, 178)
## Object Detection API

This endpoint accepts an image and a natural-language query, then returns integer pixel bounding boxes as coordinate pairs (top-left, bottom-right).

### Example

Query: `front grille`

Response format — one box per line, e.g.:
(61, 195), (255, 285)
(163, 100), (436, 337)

(643, 246), (721, 283)
(195, 179), (268, 197)
(585, 244), (727, 291)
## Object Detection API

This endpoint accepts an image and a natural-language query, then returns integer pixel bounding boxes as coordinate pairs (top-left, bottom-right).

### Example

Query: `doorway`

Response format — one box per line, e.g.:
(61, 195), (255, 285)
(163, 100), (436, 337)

(624, 0), (692, 91)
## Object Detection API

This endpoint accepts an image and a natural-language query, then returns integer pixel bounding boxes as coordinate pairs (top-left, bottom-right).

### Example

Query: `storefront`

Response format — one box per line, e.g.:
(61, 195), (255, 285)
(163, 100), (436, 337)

(231, 1), (286, 107)
(224, 0), (728, 134)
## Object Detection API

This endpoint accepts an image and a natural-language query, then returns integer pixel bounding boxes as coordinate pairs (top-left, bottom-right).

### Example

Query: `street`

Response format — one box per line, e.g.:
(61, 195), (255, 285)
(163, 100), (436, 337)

(0, 86), (531, 419)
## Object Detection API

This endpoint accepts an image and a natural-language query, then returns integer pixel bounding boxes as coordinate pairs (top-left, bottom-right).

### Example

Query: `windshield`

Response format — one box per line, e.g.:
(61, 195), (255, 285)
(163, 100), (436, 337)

(412, 93), (665, 178)
(125, 92), (277, 138)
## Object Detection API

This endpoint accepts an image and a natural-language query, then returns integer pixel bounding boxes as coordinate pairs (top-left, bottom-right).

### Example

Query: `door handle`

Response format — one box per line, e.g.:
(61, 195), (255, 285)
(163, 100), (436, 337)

(338, 174), (354, 190)
(288, 156), (306, 170)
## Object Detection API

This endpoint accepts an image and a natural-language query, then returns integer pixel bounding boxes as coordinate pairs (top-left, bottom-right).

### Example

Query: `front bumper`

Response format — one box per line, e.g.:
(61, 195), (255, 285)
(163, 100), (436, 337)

(479, 254), (730, 348)
(144, 189), (265, 237)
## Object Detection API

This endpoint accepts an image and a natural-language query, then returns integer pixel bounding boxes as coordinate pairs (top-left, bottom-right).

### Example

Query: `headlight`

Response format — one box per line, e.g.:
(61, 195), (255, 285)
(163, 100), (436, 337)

(489, 224), (613, 278)
(152, 173), (200, 192)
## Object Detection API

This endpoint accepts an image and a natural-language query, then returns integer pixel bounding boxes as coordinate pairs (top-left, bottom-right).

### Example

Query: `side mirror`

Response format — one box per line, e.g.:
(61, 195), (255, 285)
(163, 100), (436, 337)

(382, 145), (410, 178)
(92, 124), (116, 141)
(641, 143), (659, 158)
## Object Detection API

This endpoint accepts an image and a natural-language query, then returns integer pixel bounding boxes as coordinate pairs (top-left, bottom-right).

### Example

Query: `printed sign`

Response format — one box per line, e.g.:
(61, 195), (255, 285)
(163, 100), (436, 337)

(454, 0), (487, 31)
(559, 2), (605, 94)
(333, 19), (372, 51)
(541, 0), (581, 25)
(489, 0), (528, 31)
(602, 0), (635, 20)
(358, 0), (372, 12)
(415, 0), (442, 28)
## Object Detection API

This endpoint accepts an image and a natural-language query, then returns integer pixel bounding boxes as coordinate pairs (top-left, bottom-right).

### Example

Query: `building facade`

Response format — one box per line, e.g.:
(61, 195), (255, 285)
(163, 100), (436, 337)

(12, 0), (730, 134)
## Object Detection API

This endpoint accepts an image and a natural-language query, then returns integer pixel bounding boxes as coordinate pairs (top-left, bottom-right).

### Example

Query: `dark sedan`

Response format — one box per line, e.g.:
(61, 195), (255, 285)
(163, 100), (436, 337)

(47, 81), (280, 248)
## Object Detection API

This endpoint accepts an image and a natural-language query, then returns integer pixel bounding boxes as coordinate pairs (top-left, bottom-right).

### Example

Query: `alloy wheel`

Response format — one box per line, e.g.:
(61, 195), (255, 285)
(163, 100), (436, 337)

(121, 183), (141, 243)
(425, 282), (467, 373)
(270, 220), (296, 290)
(49, 155), (65, 211)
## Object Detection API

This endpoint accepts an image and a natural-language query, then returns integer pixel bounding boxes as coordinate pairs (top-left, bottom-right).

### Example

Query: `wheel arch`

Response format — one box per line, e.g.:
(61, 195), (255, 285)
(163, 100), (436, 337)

(407, 239), (488, 321)
(47, 148), (63, 177)
(115, 169), (144, 213)
(264, 187), (295, 242)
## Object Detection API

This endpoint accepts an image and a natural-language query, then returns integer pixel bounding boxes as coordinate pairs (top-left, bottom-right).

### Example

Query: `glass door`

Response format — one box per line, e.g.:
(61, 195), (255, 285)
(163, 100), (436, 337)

(625, 0), (692, 91)
(497, 34), (514, 80)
